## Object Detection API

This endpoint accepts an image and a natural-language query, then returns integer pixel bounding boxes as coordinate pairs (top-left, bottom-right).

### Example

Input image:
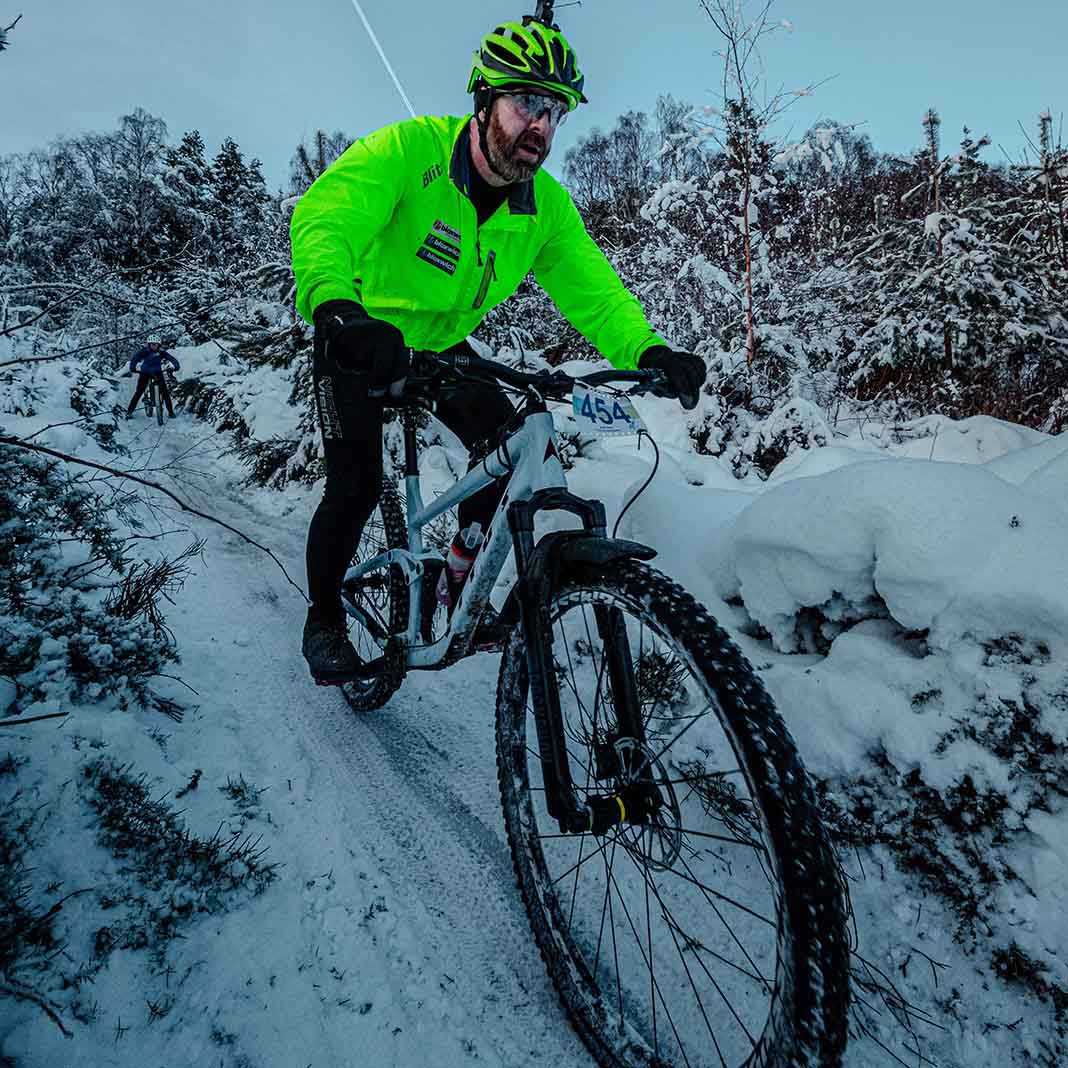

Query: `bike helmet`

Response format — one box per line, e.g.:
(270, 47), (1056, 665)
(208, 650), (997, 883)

(467, 19), (587, 111)
(146, 335), (162, 345)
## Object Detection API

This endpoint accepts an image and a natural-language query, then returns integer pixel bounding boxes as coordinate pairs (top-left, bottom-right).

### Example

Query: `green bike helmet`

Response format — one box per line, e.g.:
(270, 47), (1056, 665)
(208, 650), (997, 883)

(467, 19), (587, 111)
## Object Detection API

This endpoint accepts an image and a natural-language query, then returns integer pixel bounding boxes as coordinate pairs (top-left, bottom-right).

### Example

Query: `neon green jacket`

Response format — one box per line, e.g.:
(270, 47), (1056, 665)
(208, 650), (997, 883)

(290, 115), (665, 369)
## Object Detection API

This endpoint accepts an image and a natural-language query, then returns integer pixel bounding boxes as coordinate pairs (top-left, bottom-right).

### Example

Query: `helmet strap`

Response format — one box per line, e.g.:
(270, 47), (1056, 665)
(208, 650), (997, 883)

(473, 86), (513, 183)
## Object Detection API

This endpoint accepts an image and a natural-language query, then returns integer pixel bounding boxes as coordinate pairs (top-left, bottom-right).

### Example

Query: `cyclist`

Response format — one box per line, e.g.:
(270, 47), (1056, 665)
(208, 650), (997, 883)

(126, 337), (180, 419)
(290, 16), (706, 684)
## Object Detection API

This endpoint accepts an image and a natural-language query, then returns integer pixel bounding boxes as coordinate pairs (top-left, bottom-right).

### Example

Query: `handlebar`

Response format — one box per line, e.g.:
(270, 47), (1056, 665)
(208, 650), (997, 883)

(409, 350), (665, 399)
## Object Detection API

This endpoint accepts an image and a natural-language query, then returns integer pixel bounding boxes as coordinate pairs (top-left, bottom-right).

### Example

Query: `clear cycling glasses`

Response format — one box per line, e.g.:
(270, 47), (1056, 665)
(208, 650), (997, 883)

(504, 91), (570, 129)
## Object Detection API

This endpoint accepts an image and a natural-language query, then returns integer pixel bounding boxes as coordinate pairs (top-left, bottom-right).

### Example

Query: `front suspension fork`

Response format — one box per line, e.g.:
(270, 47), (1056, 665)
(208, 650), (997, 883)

(508, 493), (651, 836)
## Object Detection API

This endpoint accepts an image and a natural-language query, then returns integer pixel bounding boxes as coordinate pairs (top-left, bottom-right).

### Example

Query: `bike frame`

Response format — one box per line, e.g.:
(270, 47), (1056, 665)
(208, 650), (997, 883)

(343, 405), (566, 669)
(342, 377), (656, 835)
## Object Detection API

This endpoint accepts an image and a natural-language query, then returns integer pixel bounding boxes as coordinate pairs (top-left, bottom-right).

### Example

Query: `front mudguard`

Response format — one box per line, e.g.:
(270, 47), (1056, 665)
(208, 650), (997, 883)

(499, 531), (656, 625)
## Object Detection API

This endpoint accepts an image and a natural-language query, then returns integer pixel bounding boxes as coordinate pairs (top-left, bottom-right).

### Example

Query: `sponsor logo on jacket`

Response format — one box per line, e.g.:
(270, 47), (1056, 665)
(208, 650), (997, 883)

(415, 219), (461, 276)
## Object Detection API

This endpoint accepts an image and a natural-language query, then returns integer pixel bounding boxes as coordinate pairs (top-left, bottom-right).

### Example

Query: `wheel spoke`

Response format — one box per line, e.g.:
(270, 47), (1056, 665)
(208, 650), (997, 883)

(496, 571), (848, 1068)
(632, 845), (732, 1068)
(600, 840), (697, 1066)
(673, 847), (775, 994)
(642, 855), (777, 929)
(621, 843), (762, 1054)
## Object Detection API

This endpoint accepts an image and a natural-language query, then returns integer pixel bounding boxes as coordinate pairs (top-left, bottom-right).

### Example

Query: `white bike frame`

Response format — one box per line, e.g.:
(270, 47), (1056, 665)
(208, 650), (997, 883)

(341, 409), (567, 670)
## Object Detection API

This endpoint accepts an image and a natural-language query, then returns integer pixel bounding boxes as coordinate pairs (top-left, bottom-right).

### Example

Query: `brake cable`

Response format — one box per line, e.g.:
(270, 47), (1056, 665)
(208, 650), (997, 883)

(612, 428), (660, 539)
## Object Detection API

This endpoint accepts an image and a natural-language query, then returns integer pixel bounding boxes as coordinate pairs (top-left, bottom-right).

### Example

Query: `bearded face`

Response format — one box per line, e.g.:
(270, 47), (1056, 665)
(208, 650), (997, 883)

(483, 99), (551, 183)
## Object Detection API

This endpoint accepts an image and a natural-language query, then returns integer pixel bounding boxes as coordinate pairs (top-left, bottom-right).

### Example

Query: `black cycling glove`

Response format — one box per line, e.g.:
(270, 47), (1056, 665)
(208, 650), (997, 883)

(314, 299), (410, 398)
(637, 346), (705, 410)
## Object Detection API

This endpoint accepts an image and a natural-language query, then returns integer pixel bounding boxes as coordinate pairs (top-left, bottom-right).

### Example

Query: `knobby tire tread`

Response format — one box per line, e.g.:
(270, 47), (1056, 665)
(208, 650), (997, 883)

(495, 559), (850, 1068)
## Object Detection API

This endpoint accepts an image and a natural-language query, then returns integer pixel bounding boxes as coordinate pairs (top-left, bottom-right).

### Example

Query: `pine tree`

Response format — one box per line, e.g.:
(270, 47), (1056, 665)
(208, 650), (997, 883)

(162, 130), (214, 252)
(288, 130), (351, 197)
(208, 138), (271, 260)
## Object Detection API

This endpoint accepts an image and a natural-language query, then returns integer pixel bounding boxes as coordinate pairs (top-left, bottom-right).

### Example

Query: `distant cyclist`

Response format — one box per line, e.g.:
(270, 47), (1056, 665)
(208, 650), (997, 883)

(126, 337), (180, 418)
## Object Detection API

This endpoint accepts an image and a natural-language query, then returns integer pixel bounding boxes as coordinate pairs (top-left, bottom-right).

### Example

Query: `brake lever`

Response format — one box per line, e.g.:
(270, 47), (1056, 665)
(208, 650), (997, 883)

(625, 370), (667, 397)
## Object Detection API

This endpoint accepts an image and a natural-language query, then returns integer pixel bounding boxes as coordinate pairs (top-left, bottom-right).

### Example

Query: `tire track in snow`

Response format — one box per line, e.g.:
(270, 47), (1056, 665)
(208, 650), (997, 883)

(308, 695), (588, 1066)
(151, 424), (590, 1066)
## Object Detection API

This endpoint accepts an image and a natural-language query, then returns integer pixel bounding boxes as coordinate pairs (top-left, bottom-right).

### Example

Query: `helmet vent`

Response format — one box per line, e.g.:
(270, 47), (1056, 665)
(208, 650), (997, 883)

(486, 40), (519, 64)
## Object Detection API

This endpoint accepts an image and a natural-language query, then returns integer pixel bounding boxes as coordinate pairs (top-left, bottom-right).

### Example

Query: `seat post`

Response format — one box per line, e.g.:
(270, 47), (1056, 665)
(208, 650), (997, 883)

(400, 408), (420, 477)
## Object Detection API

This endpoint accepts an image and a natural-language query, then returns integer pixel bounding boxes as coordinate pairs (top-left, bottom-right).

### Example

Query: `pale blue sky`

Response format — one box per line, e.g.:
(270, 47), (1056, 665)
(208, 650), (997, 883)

(3, 1), (1066, 188)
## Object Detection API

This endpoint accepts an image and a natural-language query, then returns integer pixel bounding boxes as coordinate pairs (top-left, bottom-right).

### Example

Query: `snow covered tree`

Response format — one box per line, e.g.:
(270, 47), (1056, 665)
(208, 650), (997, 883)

(1022, 112), (1068, 272)
(106, 108), (173, 267)
(842, 117), (1068, 423)
(162, 129), (214, 253)
(208, 138), (271, 261)
(288, 130), (351, 196)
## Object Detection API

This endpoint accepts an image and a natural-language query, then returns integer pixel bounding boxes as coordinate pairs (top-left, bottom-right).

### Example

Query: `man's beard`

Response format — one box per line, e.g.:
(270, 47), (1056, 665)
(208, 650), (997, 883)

(485, 106), (548, 183)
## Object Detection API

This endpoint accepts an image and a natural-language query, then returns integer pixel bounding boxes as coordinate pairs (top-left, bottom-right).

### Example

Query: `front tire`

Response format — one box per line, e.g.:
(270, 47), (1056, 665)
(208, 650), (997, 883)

(495, 560), (849, 1068)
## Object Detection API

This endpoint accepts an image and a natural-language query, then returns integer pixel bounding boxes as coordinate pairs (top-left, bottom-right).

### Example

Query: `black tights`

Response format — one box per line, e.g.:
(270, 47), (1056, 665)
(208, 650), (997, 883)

(306, 336), (513, 624)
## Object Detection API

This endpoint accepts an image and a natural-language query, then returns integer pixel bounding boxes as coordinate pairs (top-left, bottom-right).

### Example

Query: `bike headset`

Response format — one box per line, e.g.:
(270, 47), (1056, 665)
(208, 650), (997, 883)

(467, 14), (587, 182)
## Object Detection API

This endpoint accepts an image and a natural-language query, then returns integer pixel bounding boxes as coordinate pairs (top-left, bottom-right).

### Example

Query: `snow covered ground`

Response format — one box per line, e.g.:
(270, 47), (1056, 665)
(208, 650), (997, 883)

(2, 352), (1067, 1067)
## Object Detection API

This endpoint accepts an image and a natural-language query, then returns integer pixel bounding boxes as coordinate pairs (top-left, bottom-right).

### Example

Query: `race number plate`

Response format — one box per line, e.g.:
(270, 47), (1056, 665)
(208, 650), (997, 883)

(572, 383), (645, 435)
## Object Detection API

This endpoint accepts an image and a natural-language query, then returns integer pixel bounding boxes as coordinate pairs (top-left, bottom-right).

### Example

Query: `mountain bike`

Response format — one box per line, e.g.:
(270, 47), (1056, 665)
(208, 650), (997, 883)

(340, 352), (851, 1068)
(142, 373), (166, 426)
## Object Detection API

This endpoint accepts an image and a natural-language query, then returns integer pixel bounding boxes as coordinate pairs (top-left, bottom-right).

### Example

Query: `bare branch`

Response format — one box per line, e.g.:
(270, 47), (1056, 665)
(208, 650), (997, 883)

(0, 434), (309, 603)
(0, 711), (70, 726)
(0, 290), (243, 369)
(0, 328), (176, 370)
(0, 981), (73, 1037)
(21, 418), (92, 441)
(0, 291), (80, 337)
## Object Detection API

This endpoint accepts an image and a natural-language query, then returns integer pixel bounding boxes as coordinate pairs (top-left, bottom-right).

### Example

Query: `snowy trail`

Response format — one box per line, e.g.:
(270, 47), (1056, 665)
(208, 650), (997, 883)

(135, 419), (592, 1067)
(16, 410), (1060, 1068)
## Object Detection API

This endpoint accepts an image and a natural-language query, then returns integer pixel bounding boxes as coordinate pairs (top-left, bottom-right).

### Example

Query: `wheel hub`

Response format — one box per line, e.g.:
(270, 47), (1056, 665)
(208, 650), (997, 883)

(585, 734), (683, 868)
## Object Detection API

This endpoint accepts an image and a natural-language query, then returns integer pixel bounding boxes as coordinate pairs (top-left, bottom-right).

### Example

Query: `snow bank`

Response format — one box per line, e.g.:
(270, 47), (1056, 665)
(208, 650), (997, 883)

(835, 413), (1048, 465)
(985, 432), (1068, 515)
(714, 458), (1068, 654)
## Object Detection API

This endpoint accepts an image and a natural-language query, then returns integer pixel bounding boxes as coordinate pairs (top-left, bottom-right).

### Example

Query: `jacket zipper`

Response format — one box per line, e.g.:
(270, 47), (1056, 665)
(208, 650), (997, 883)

(472, 249), (497, 310)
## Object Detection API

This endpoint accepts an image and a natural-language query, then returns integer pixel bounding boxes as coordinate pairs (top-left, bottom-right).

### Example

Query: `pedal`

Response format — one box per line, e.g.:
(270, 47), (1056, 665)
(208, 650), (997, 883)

(471, 616), (510, 652)
(310, 654), (388, 688)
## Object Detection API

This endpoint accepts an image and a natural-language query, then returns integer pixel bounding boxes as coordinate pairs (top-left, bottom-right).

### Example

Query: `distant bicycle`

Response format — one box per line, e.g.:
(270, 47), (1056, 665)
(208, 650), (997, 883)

(142, 373), (167, 426)
(339, 350), (851, 1068)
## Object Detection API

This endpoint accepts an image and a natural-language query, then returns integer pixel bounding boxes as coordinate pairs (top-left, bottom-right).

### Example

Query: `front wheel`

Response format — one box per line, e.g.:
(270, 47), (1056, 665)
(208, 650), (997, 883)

(495, 560), (850, 1068)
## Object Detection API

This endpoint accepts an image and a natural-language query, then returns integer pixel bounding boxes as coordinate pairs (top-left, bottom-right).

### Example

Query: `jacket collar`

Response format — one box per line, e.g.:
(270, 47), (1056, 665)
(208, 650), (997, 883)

(450, 119), (537, 216)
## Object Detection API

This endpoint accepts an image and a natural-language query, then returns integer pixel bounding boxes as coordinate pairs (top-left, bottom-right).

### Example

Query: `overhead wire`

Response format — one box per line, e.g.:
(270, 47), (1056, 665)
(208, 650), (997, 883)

(348, 0), (417, 118)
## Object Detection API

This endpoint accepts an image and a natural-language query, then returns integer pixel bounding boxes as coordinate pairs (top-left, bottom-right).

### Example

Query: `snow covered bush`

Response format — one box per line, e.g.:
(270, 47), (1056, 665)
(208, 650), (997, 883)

(716, 458), (1068, 653)
(726, 395), (833, 479)
(0, 445), (184, 716)
(0, 774), (67, 1030)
